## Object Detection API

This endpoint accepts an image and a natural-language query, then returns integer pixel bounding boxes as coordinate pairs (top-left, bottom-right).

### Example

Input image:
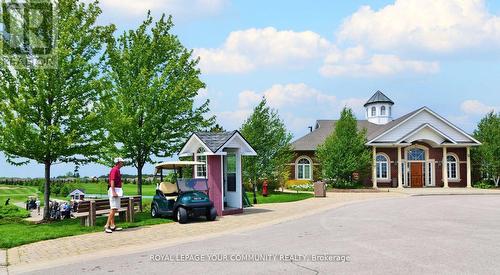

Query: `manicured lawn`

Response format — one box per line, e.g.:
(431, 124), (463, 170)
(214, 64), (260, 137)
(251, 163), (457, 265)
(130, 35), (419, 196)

(71, 182), (157, 196)
(246, 191), (313, 204)
(0, 212), (173, 249)
(0, 185), (41, 204)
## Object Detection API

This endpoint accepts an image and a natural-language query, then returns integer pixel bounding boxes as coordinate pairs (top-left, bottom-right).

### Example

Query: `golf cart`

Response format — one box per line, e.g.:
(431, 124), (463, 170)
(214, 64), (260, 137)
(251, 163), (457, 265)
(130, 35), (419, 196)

(151, 161), (217, 224)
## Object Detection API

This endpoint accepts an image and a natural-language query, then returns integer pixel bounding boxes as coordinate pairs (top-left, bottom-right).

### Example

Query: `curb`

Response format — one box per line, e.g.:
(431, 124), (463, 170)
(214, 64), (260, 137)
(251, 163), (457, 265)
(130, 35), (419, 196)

(410, 193), (500, 196)
(0, 249), (6, 266)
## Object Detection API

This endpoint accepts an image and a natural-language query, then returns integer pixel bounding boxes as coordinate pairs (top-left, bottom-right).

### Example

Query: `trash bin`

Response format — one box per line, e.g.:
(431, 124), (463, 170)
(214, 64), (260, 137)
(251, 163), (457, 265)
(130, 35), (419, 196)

(314, 181), (326, 197)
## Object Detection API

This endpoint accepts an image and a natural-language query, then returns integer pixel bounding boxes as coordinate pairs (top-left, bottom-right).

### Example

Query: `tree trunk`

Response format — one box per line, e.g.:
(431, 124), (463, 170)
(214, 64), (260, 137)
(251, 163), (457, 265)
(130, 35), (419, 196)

(43, 161), (51, 220)
(137, 164), (143, 212)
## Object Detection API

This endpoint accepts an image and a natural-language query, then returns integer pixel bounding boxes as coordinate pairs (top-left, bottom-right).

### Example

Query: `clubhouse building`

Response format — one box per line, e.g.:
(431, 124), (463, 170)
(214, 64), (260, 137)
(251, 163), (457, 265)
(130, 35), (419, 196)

(291, 91), (481, 188)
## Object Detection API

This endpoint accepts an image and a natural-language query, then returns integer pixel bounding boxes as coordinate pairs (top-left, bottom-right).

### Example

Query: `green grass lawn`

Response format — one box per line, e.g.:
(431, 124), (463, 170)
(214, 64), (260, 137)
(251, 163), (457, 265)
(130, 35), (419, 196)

(71, 182), (157, 196)
(246, 191), (313, 204)
(0, 185), (41, 204)
(0, 212), (173, 249)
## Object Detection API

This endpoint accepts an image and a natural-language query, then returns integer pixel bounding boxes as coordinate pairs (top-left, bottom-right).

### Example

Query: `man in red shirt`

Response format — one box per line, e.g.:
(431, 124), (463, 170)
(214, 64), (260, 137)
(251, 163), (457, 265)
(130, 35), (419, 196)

(105, 157), (124, 233)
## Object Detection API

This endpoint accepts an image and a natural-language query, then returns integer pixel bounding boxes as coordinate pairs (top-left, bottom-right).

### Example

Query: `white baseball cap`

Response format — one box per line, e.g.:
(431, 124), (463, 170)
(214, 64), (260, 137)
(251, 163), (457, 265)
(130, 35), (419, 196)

(114, 157), (125, 164)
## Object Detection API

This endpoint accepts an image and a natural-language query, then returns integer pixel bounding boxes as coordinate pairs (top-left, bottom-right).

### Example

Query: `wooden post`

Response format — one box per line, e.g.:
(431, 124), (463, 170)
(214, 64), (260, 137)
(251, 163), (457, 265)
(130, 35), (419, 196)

(129, 197), (135, 223)
(89, 200), (96, 227)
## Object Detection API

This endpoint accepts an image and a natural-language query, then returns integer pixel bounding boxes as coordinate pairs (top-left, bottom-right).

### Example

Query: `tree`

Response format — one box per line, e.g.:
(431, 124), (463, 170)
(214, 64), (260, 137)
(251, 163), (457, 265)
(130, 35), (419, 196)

(210, 123), (224, 133)
(103, 13), (212, 203)
(0, 0), (111, 220)
(316, 107), (371, 185)
(240, 98), (293, 203)
(473, 111), (500, 186)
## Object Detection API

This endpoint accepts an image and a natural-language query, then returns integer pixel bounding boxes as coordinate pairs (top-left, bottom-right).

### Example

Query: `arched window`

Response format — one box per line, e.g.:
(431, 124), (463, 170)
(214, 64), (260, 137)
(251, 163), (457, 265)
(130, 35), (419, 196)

(376, 154), (389, 179)
(381, 106), (386, 116)
(371, 107), (376, 116)
(296, 157), (312, 180)
(447, 154), (459, 180)
(407, 148), (425, 161)
(195, 147), (207, 178)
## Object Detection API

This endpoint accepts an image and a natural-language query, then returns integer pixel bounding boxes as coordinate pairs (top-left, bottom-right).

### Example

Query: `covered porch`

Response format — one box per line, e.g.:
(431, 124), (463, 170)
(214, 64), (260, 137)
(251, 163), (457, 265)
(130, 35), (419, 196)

(370, 143), (473, 188)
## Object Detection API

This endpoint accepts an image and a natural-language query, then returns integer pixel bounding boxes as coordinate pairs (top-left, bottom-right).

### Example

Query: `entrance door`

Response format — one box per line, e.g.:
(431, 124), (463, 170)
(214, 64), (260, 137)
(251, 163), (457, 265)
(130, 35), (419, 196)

(410, 162), (424, 188)
(223, 149), (241, 209)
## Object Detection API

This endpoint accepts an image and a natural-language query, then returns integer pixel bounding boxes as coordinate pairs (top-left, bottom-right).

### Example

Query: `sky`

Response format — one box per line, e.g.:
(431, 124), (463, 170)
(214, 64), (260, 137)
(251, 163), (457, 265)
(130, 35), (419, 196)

(1, 0), (499, 178)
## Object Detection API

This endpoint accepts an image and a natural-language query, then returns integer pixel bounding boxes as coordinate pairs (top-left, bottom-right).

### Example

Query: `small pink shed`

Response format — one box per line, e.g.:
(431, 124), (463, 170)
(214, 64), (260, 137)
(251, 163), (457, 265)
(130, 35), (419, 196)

(179, 131), (257, 216)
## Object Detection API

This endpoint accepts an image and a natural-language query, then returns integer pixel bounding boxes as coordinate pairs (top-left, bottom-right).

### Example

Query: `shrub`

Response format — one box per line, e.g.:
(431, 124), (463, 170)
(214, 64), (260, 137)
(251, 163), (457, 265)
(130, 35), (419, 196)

(473, 181), (494, 189)
(0, 205), (30, 219)
(289, 183), (314, 191)
(285, 180), (312, 188)
(330, 180), (363, 189)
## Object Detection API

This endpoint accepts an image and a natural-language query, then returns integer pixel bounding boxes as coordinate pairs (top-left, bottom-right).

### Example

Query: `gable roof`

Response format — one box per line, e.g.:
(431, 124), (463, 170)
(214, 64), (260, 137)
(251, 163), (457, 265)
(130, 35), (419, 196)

(366, 108), (422, 140)
(179, 130), (257, 156)
(364, 90), (394, 107)
(366, 107), (481, 145)
(195, 131), (237, 152)
(292, 106), (480, 152)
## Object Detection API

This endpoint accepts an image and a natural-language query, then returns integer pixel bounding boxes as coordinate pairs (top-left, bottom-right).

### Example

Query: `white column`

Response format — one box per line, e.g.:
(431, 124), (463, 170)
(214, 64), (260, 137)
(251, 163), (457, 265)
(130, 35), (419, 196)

(466, 147), (472, 188)
(442, 147), (449, 188)
(372, 146), (377, 188)
(397, 146), (403, 188)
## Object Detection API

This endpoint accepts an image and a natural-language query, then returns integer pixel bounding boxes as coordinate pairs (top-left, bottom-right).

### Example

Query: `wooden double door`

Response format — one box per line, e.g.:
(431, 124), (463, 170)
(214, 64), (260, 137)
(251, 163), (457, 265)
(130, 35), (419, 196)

(410, 162), (424, 188)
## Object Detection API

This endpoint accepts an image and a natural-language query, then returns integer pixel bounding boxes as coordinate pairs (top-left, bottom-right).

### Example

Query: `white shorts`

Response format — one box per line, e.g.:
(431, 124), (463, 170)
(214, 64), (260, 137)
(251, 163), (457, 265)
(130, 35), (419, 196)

(108, 188), (123, 209)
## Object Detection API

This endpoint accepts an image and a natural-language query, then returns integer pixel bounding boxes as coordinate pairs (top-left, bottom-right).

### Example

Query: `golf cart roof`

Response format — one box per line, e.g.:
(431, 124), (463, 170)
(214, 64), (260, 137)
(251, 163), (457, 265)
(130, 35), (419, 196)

(154, 161), (205, 170)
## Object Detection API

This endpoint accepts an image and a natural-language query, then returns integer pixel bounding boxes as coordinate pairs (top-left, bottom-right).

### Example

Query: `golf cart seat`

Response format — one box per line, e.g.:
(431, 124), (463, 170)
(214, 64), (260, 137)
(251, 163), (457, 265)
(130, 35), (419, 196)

(159, 182), (178, 200)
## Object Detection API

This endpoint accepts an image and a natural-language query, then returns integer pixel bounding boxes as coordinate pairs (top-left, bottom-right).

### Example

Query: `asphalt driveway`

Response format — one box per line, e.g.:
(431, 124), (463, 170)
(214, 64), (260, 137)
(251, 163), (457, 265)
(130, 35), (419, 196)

(25, 195), (500, 275)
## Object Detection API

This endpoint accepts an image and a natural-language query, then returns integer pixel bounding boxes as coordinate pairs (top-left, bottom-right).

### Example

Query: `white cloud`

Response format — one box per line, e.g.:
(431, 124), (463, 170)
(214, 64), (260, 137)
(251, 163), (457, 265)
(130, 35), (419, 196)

(337, 0), (500, 52)
(320, 46), (439, 77)
(194, 27), (332, 74)
(215, 83), (368, 136)
(240, 83), (336, 109)
(461, 99), (498, 115)
(97, 0), (228, 20)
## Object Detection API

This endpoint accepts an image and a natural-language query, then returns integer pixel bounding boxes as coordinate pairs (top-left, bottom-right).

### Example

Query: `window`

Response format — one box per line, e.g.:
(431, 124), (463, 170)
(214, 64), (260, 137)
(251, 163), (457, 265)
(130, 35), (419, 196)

(296, 157), (311, 180)
(447, 154), (458, 180)
(195, 147), (207, 178)
(381, 106), (386, 116)
(407, 148), (425, 161)
(371, 107), (376, 116)
(376, 154), (389, 179)
(389, 106), (392, 117)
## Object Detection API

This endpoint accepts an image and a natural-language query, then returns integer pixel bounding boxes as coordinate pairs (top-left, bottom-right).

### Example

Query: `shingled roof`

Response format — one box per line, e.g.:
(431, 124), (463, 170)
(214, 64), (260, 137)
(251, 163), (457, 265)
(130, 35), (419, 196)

(291, 107), (427, 151)
(363, 90), (394, 107)
(291, 120), (381, 151)
(195, 131), (237, 153)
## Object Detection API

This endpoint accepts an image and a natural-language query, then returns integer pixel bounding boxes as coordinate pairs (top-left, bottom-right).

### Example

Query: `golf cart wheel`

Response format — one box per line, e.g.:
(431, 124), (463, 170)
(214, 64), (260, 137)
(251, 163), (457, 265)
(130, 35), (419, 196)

(207, 206), (217, 221)
(151, 204), (159, 218)
(176, 207), (188, 224)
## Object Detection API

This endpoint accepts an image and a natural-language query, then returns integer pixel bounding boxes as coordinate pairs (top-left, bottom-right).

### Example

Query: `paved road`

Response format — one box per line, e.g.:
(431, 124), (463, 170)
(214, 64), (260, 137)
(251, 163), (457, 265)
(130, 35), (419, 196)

(24, 195), (500, 275)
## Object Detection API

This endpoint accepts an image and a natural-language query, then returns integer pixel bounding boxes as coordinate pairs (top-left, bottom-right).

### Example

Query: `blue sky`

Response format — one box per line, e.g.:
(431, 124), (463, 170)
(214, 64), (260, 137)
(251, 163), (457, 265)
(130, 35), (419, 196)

(1, 0), (499, 178)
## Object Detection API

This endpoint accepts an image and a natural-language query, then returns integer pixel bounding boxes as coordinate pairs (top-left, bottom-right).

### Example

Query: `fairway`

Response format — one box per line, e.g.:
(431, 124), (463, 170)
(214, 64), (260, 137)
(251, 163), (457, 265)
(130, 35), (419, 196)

(0, 185), (40, 204)
(71, 182), (157, 196)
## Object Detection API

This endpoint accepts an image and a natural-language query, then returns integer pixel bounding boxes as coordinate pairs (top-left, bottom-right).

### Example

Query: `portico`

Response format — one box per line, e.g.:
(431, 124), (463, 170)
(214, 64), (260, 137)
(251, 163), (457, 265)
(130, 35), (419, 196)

(367, 110), (481, 188)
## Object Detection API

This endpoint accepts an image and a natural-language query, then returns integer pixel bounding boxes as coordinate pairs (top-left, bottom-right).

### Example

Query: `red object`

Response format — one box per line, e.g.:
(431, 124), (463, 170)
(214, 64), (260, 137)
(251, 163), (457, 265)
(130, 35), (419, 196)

(109, 165), (122, 188)
(262, 180), (268, 197)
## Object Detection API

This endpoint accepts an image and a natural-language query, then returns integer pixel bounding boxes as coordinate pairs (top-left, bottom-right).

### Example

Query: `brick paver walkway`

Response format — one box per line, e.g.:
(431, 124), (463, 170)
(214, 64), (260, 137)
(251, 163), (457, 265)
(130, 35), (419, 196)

(7, 192), (404, 273)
